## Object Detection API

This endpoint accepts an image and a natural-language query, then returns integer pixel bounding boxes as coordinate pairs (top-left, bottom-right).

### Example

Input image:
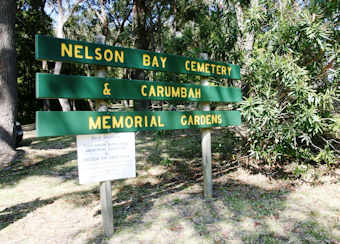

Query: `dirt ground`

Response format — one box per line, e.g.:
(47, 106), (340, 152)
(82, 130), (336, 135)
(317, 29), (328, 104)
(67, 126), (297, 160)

(0, 129), (339, 243)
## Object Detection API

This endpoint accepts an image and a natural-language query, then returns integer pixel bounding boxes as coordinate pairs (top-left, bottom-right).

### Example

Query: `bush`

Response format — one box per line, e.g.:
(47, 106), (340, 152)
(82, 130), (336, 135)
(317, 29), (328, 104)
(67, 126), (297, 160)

(241, 2), (339, 165)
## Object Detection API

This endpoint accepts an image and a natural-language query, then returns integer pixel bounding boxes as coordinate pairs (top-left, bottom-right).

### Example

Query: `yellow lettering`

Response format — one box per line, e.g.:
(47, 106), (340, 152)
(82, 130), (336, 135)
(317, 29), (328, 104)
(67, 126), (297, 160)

(150, 116), (157, 127)
(160, 57), (167, 68)
(188, 88), (195, 98)
(188, 115), (193, 125)
(227, 66), (232, 76)
(85, 46), (93, 60)
(74, 44), (83, 59)
(143, 54), (151, 66)
(61, 43), (72, 57)
(211, 114), (218, 124)
(149, 85), (156, 97)
(112, 116), (124, 128)
(157, 86), (164, 97)
(89, 116), (101, 130)
(115, 50), (124, 63)
(195, 88), (201, 98)
(181, 87), (187, 98)
(200, 115), (206, 124)
(152, 56), (159, 67)
(165, 86), (171, 97)
(134, 116), (143, 127)
(144, 115), (148, 127)
(206, 115), (211, 124)
(191, 61), (197, 71)
(125, 116), (133, 128)
(141, 85), (147, 96)
(210, 64), (216, 73)
(197, 62), (205, 72)
(218, 114), (222, 124)
(157, 116), (164, 127)
(181, 115), (187, 125)
(102, 115), (111, 129)
(185, 60), (190, 71)
(95, 48), (102, 60)
(103, 83), (111, 95)
(216, 65), (221, 75)
(194, 115), (200, 125)
(221, 66), (226, 75)
(104, 49), (113, 62)
(205, 63), (210, 73)
(172, 87), (180, 97)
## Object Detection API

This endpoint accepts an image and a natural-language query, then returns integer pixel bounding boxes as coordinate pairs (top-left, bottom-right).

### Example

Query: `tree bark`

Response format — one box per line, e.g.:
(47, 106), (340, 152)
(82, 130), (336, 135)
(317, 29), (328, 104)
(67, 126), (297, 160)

(53, 0), (84, 111)
(54, 0), (71, 111)
(132, 0), (151, 111)
(0, 0), (17, 168)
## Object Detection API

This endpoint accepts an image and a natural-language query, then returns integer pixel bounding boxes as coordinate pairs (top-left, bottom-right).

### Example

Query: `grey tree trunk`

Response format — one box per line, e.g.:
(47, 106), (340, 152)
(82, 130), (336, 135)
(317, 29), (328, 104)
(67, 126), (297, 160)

(53, 0), (84, 111)
(0, 0), (17, 168)
(54, 20), (71, 111)
(132, 0), (151, 111)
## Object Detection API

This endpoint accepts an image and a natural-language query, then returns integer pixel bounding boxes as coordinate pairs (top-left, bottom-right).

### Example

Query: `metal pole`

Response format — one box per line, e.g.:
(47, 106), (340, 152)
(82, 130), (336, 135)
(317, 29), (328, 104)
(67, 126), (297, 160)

(200, 53), (213, 199)
(95, 34), (114, 238)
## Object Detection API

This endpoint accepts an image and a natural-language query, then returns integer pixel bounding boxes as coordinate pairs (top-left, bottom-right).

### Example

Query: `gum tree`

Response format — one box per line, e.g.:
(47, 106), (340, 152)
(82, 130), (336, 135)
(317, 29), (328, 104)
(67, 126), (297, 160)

(0, 0), (17, 167)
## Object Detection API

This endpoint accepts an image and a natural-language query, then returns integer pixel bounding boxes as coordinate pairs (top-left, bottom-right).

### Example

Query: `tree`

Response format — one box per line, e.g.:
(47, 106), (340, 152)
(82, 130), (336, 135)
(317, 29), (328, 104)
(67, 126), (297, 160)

(241, 0), (339, 166)
(132, 0), (151, 111)
(46, 0), (84, 111)
(0, 0), (17, 168)
(16, 0), (52, 123)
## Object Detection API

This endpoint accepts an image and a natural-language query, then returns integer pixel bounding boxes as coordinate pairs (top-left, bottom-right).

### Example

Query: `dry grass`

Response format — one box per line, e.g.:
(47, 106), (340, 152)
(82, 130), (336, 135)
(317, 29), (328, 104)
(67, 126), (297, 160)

(0, 129), (339, 243)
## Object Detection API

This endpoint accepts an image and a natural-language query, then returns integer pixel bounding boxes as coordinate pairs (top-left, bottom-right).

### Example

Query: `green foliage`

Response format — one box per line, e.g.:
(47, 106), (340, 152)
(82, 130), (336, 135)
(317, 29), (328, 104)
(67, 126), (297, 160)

(241, 0), (339, 165)
(16, 0), (339, 168)
(16, 0), (53, 123)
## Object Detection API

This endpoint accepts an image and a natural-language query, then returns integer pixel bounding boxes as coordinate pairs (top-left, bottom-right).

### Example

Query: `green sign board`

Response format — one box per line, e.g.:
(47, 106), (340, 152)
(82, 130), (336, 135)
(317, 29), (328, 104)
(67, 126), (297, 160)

(36, 73), (242, 102)
(36, 110), (241, 137)
(35, 35), (240, 79)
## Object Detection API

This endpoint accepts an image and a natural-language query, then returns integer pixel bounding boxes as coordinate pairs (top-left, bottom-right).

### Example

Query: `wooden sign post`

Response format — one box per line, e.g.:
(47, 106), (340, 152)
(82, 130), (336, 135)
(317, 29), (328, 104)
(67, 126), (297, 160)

(35, 34), (242, 237)
(94, 35), (114, 238)
(200, 53), (212, 199)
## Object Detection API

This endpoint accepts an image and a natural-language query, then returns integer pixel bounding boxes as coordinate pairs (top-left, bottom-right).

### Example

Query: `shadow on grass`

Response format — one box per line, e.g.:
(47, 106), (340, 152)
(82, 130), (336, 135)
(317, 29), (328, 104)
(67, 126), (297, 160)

(1, 130), (337, 243)
(0, 197), (57, 230)
(84, 175), (338, 243)
(0, 187), (100, 231)
(19, 135), (75, 150)
(0, 150), (77, 187)
(85, 131), (337, 243)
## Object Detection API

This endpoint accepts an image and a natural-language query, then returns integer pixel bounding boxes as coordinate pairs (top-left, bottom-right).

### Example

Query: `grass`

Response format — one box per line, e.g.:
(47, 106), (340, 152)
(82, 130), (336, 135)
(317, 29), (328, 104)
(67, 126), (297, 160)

(0, 129), (339, 243)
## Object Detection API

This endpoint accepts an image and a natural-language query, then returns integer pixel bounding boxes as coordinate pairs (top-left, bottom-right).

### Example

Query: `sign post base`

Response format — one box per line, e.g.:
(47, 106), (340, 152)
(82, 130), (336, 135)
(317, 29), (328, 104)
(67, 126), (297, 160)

(100, 181), (114, 237)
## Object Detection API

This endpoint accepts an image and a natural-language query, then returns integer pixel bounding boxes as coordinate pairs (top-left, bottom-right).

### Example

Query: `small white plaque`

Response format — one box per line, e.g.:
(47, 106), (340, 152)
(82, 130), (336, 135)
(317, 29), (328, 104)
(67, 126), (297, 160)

(76, 132), (136, 184)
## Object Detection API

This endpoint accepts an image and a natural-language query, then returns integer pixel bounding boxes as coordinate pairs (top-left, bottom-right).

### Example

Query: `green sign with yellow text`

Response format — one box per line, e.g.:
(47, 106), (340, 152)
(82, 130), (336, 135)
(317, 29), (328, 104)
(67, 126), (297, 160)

(36, 73), (242, 102)
(35, 35), (240, 79)
(36, 111), (241, 137)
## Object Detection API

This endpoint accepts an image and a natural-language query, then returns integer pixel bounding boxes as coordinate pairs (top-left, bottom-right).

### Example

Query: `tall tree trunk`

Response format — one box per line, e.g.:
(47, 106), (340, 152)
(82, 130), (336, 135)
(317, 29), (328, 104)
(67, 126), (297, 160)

(53, 0), (85, 111)
(132, 0), (151, 111)
(54, 0), (71, 111)
(0, 0), (17, 167)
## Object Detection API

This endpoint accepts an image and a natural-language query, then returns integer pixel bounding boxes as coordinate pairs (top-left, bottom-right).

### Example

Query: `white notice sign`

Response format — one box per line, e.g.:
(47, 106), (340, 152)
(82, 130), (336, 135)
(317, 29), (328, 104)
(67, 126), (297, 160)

(76, 132), (136, 184)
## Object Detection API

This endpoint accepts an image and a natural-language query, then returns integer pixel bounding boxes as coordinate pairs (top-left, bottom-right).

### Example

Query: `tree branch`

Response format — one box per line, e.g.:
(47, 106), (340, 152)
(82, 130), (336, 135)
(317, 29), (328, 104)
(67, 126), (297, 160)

(113, 7), (133, 45)
(65, 0), (84, 21)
